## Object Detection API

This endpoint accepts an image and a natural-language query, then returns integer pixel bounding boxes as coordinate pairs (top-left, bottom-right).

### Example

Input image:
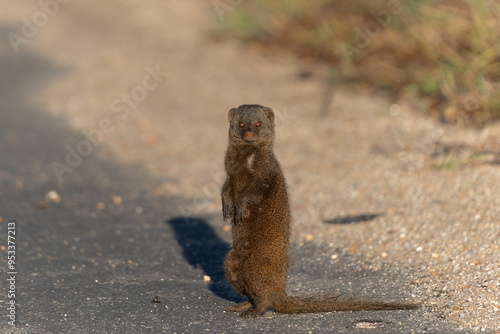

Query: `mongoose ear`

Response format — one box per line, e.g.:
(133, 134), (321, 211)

(262, 107), (274, 125)
(228, 108), (238, 123)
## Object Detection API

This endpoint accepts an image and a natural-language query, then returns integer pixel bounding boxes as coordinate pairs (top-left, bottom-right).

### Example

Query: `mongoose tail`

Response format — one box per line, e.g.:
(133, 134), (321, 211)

(274, 294), (420, 314)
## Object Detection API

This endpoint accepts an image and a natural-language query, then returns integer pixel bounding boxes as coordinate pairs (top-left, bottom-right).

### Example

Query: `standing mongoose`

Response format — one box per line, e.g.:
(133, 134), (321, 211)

(221, 104), (418, 318)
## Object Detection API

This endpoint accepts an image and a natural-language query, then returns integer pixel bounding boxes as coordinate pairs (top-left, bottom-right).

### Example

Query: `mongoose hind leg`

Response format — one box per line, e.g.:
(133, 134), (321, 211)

(239, 299), (273, 318)
(224, 300), (253, 313)
(225, 250), (249, 296)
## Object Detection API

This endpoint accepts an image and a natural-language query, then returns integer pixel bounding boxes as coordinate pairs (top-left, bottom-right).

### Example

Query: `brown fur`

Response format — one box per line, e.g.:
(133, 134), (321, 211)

(221, 104), (418, 318)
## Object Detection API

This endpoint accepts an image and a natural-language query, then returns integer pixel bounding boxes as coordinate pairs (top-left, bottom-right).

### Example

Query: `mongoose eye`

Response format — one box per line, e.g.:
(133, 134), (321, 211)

(239, 123), (244, 128)
(256, 122), (262, 127)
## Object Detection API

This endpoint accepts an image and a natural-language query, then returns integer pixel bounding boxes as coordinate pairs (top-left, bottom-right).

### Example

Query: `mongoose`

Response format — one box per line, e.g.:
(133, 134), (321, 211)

(221, 104), (419, 318)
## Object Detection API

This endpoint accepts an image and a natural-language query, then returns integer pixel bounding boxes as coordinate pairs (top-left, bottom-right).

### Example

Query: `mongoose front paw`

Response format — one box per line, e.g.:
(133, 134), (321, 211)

(223, 205), (234, 221)
(235, 207), (250, 224)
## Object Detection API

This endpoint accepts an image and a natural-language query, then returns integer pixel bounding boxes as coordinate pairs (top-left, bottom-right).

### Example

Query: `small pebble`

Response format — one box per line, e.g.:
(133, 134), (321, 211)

(37, 201), (50, 210)
(46, 190), (61, 203)
(113, 196), (122, 204)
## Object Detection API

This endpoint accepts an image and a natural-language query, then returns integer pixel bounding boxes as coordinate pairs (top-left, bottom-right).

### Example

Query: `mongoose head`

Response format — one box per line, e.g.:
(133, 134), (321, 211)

(228, 104), (275, 147)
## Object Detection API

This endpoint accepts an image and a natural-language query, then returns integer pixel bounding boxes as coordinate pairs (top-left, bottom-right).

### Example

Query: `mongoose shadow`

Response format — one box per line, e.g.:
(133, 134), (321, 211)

(323, 213), (384, 225)
(166, 217), (244, 303)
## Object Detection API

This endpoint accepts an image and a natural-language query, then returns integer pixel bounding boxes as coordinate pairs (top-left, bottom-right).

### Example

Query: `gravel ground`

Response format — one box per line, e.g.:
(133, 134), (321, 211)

(1, 0), (498, 332)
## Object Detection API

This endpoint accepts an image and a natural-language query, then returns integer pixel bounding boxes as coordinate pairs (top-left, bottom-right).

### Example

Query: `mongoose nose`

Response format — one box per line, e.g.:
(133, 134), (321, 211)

(245, 131), (253, 137)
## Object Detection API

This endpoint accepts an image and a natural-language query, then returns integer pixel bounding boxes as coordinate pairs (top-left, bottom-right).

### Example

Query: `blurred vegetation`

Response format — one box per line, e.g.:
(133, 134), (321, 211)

(212, 0), (500, 125)
(431, 151), (489, 170)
